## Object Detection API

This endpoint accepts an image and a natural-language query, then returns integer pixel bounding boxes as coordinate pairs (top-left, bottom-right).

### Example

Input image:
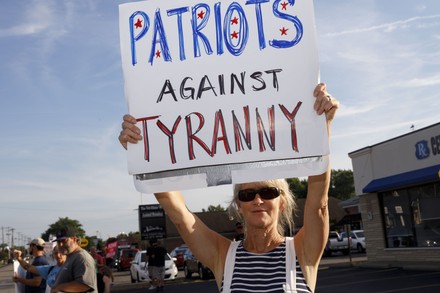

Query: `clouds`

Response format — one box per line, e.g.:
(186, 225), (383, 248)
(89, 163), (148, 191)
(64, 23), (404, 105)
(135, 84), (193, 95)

(1, 0), (439, 240)
(323, 14), (440, 37)
(0, 1), (53, 38)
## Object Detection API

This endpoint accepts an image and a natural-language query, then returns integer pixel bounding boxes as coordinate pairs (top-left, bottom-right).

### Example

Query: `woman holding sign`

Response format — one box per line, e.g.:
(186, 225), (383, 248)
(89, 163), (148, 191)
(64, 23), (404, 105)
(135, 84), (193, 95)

(119, 83), (339, 292)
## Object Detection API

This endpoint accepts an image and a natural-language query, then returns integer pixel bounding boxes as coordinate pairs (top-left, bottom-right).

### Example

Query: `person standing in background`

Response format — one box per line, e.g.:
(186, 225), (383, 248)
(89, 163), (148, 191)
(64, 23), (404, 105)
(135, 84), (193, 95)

(90, 247), (105, 293)
(50, 226), (97, 293)
(233, 222), (244, 241)
(100, 266), (114, 293)
(14, 245), (66, 291)
(13, 238), (50, 293)
(147, 239), (167, 292)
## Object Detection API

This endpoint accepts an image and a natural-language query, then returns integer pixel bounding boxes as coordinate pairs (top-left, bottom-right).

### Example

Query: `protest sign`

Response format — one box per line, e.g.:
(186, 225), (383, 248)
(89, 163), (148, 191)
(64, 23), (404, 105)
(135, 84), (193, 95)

(119, 0), (329, 193)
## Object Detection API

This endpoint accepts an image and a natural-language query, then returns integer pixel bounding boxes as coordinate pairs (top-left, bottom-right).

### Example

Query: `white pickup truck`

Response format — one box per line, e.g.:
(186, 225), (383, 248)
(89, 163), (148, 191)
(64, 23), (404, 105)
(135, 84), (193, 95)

(323, 231), (350, 256)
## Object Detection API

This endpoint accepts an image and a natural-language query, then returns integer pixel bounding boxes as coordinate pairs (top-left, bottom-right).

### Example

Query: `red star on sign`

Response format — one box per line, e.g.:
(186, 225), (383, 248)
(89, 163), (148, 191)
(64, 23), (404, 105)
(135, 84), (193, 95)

(197, 10), (205, 19)
(155, 50), (161, 58)
(281, 2), (289, 10)
(231, 16), (239, 25)
(280, 27), (289, 35)
(231, 31), (239, 39)
(134, 18), (143, 28)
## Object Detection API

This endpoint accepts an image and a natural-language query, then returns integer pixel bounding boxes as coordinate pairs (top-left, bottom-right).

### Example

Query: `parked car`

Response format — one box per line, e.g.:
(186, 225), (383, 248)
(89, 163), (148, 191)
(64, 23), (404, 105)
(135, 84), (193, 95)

(169, 244), (189, 269)
(341, 230), (366, 253)
(117, 248), (139, 271)
(130, 250), (178, 283)
(324, 231), (350, 256)
(183, 248), (213, 280)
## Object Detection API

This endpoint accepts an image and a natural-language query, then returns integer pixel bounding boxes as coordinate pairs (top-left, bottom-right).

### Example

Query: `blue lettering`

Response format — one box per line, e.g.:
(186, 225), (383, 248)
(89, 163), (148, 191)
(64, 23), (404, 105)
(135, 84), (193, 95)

(214, 2), (224, 55)
(129, 11), (150, 66)
(245, 0), (270, 50)
(192, 4), (213, 57)
(415, 140), (430, 160)
(224, 2), (249, 56)
(149, 9), (172, 65)
(127, 1), (304, 66)
(270, 0), (303, 49)
(167, 7), (190, 61)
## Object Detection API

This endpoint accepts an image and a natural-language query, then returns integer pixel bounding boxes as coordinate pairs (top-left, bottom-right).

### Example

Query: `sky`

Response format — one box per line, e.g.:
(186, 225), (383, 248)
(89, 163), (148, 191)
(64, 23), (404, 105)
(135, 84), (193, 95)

(1, 0), (439, 245)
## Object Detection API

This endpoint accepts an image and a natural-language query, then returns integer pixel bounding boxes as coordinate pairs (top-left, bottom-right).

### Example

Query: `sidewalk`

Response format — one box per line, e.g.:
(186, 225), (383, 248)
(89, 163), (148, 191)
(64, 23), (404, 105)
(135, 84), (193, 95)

(0, 264), (14, 293)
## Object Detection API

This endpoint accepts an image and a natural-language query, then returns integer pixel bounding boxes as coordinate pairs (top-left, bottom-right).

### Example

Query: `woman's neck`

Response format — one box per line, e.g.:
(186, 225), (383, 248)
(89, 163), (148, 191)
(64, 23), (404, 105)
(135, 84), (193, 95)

(243, 228), (284, 253)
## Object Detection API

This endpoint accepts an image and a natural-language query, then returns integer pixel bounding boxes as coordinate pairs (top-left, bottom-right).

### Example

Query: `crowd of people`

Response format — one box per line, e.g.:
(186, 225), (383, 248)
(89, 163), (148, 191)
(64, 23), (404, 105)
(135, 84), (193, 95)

(12, 226), (112, 293)
(11, 228), (171, 293)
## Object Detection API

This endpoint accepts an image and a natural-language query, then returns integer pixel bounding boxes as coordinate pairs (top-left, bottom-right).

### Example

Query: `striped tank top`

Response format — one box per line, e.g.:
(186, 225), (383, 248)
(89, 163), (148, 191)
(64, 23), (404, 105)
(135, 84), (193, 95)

(221, 239), (312, 293)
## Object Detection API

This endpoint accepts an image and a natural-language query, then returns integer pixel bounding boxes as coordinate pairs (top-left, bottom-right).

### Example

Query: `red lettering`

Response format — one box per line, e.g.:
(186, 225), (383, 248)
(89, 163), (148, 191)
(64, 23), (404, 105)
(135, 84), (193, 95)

(136, 101), (303, 165)
(185, 112), (213, 160)
(256, 105), (276, 152)
(156, 116), (182, 164)
(137, 116), (161, 161)
(211, 110), (232, 155)
(232, 106), (251, 151)
(279, 101), (302, 152)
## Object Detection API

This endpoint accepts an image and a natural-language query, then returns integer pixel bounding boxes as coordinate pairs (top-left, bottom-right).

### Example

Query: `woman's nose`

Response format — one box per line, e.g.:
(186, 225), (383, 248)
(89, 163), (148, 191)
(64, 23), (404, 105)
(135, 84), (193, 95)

(252, 193), (264, 204)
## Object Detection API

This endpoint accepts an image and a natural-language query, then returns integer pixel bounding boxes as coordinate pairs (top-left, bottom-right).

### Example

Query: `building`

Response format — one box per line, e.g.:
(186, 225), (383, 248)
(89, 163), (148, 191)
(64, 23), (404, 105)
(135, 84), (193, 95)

(349, 122), (440, 268)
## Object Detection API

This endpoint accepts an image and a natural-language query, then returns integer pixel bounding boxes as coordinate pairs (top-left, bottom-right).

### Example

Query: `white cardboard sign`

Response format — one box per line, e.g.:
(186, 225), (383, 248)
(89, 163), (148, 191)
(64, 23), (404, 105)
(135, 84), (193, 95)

(119, 0), (328, 193)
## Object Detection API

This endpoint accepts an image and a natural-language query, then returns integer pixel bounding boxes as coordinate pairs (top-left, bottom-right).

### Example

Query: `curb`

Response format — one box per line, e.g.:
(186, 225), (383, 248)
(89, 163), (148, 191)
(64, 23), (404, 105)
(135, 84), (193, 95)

(111, 277), (203, 292)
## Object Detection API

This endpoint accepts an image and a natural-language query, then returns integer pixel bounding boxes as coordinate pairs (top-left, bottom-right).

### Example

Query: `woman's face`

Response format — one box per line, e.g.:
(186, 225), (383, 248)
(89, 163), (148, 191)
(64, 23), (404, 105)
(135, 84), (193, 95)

(53, 249), (67, 265)
(237, 182), (283, 230)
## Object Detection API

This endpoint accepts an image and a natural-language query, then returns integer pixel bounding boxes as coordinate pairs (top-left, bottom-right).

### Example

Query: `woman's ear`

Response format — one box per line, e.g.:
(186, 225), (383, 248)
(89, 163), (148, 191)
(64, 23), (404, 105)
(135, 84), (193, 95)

(236, 201), (243, 214)
(279, 199), (285, 212)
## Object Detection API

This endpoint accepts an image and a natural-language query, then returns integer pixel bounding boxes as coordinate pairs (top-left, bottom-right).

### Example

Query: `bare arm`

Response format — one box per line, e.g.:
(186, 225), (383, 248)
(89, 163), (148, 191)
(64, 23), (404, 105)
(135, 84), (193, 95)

(13, 275), (43, 287)
(13, 250), (40, 276)
(154, 191), (230, 287)
(119, 121), (230, 286)
(50, 281), (93, 293)
(295, 83), (339, 290)
(12, 250), (43, 287)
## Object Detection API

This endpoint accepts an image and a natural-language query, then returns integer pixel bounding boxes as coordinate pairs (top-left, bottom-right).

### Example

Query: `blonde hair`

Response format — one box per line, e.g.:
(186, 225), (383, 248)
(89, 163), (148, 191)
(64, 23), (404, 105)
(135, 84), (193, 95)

(227, 179), (296, 236)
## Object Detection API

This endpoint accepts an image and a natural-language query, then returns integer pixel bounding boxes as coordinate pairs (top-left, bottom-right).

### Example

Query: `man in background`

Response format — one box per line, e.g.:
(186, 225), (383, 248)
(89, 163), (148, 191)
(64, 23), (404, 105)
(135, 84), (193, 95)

(50, 226), (97, 293)
(90, 247), (105, 293)
(147, 239), (168, 292)
(13, 238), (50, 293)
(233, 222), (244, 241)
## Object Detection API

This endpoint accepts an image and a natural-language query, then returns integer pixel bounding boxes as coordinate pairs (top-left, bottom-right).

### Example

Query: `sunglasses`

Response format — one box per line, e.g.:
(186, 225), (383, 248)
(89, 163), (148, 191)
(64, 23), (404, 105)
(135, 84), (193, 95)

(237, 187), (281, 202)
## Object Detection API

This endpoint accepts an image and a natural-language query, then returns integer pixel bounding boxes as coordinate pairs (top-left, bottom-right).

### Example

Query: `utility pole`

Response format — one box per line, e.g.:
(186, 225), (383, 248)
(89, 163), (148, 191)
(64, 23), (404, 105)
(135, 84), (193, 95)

(10, 228), (15, 249)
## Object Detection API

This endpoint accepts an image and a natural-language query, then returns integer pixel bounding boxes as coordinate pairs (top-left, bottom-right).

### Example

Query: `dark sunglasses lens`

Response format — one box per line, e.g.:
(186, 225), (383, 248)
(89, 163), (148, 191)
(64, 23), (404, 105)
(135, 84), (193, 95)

(259, 187), (280, 199)
(238, 187), (280, 202)
(238, 190), (257, 202)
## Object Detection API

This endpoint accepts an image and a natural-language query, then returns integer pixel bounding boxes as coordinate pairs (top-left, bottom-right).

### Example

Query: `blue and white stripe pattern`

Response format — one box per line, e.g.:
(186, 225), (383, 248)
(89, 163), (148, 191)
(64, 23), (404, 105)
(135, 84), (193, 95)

(222, 241), (312, 292)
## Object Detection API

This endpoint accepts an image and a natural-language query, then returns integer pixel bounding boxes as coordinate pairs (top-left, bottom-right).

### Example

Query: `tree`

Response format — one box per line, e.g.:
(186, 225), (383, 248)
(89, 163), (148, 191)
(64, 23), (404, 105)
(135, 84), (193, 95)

(202, 204), (226, 212)
(328, 169), (355, 201)
(286, 177), (308, 198)
(41, 217), (86, 241)
(287, 169), (355, 201)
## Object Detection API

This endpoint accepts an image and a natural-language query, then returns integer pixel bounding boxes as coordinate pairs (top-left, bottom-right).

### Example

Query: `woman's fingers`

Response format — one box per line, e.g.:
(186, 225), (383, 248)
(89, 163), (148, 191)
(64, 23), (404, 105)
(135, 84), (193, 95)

(119, 114), (142, 149)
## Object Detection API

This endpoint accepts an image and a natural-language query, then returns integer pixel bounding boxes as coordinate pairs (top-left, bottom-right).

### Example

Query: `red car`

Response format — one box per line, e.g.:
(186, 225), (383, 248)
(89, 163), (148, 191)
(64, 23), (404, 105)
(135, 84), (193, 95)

(169, 244), (189, 269)
(117, 248), (139, 271)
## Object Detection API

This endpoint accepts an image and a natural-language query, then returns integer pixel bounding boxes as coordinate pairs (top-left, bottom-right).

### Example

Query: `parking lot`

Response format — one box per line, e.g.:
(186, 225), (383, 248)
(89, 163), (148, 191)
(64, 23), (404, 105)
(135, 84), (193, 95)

(316, 265), (440, 293)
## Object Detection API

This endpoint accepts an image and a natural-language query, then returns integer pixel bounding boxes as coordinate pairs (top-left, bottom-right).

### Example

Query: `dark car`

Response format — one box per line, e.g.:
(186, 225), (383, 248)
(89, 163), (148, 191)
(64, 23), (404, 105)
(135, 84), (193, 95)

(183, 248), (213, 280)
(170, 244), (189, 270)
(117, 248), (139, 271)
